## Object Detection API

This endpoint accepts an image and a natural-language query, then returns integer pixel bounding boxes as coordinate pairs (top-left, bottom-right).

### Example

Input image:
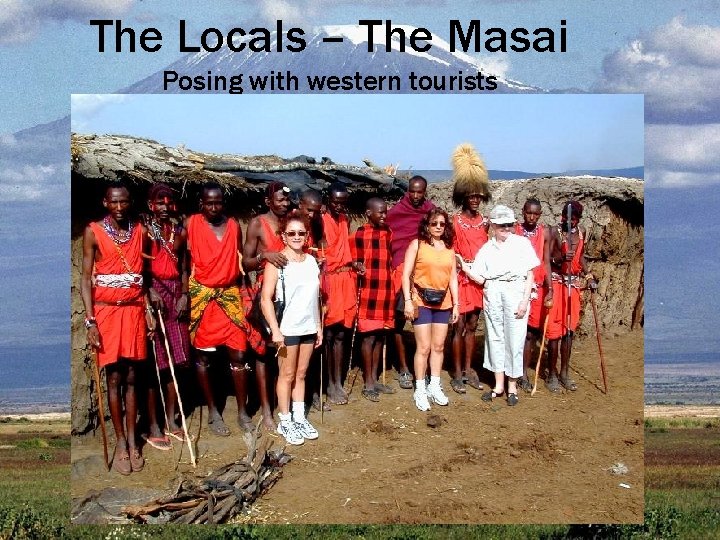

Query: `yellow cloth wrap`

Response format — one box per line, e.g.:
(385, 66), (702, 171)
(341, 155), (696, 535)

(188, 276), (247, 341)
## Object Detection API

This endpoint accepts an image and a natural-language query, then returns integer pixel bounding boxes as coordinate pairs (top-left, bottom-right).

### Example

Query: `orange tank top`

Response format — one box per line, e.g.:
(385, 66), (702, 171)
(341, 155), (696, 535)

(413, 241), (454, 310)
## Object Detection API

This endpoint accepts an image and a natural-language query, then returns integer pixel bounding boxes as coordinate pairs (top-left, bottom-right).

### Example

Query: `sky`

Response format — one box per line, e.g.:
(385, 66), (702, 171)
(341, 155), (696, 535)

(70, 94), (643, 172)
(1, 0), (720, 364)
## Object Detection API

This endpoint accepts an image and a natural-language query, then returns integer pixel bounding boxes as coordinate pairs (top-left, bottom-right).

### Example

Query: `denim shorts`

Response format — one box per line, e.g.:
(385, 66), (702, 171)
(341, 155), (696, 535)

(413, 306), (451, 326)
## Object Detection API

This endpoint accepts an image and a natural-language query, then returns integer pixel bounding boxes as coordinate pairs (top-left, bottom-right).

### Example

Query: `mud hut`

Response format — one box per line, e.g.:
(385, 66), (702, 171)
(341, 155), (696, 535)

(70, 134), (643, 435)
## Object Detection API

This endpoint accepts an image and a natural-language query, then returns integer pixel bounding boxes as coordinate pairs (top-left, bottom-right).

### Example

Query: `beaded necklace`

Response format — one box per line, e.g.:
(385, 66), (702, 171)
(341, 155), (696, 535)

(102, 215), (133, 244)
(150, 219), (178, 263)
(519, 224), (538, 238)
(456, 213), (486, 230)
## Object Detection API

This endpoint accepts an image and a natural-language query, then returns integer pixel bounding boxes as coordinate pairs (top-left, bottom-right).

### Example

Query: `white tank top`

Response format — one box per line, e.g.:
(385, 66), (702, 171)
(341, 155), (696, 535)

(277, 255), (320, 337)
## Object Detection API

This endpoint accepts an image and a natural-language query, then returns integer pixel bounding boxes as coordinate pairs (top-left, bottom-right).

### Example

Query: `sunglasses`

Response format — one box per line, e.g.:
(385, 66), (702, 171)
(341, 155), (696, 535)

(284, 230), (307, 237)
(495, 223), (514, 229)
(430, 221), (446, 227)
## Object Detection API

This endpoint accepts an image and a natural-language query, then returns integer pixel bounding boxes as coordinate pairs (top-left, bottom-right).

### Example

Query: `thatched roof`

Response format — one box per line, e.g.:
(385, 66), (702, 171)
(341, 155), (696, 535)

(71, 133), (405, 196)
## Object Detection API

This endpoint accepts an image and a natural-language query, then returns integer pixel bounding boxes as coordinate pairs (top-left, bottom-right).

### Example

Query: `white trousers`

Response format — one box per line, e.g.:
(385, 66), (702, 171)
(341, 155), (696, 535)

(482, 280), (529, 379)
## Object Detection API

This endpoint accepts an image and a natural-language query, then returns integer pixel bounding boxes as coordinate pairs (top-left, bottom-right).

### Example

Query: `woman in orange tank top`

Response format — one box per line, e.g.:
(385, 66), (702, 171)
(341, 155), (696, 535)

(401, 208), (459, 412)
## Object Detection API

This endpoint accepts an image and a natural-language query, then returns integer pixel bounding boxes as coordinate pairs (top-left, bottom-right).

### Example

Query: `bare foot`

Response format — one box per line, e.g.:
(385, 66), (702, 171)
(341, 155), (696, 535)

(237, 412), (255, 432)
(261, 412), (277, 432)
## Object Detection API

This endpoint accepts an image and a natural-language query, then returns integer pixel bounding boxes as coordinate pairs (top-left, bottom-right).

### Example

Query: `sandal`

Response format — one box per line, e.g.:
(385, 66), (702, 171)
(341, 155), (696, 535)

(141, 434), (171, 451)
(165, 429), (194, 442)
(517, 377), (532, 393)
(545, 374), (561, 393)
(361, 388), (381, 402)
(129, 448), (144, 472)
(112, 447), (132, 476)
(559, 375), (578, 392)
(450, 378), (466, 394)
(208, 413), (231, 437)
(374, 382), (397, 394)
(463, 369), (483, 390)
(397, 370), (414, 390)
(507, 393), (519, 406)
(481, 389), (504, 402)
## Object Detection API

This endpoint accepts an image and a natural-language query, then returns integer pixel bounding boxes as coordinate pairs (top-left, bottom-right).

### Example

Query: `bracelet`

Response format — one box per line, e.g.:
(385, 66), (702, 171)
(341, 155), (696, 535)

(84, 317), (97, 329)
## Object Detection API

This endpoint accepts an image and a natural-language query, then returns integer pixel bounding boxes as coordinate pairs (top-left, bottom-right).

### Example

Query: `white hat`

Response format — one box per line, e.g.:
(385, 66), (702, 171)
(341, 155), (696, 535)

(489, 205), (516, 224)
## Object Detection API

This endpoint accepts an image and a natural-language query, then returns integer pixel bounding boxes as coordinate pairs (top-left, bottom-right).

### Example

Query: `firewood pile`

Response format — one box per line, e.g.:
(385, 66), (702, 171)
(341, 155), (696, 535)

(122, 433), (291, 524)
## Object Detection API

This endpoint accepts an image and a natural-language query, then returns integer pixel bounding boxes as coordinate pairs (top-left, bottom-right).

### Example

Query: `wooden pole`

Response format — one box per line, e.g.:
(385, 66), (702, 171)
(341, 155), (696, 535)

(531, 314), (550, 396)
(157, 310), (197, 467)
(590, 290), (609, 394)
(91, 349), (110, 471)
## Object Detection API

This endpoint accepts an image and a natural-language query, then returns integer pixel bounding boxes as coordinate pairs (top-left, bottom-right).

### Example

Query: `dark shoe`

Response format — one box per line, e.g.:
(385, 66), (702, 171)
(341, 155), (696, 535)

(450, 378), (466, 394)
(361, 388), (381, 402)
(374, 382), (397, 394)
(463, 368), (483, 391)
(481, 389), (504, 402)
(559, 374), (578, 392)
(517, 377), (532, 393)
(545, 374), (561, 393)
(397, 371), (414, 390)
(507, 393), (519, 406)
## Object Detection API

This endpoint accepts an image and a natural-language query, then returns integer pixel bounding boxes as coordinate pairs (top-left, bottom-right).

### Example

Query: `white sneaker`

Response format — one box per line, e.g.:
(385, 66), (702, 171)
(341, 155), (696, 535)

(427, 382), (449, 406)
(293, 418), (319, 440)
(277, 420), (304, 445)
(414, 389), (431, 411)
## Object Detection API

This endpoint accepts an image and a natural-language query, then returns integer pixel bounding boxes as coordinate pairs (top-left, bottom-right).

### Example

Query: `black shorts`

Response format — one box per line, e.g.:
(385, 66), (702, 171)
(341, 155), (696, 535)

(284, 333), (316, 346)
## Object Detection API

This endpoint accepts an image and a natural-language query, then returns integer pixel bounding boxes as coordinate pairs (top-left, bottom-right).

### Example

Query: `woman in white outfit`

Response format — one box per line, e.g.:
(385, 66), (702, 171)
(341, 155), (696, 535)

(261, 214), (322, 445)
(459, 205), (539, 406)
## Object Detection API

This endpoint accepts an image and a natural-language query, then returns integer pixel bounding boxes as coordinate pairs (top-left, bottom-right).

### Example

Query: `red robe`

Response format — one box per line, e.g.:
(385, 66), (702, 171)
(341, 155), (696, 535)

(453, 213), (488, 313)
(187, 214), (246, 350)
(321, 212), (357, 328)
(547, 230), (584, 340)
(515, 223), (548, 329)
(90, 221), (146, 368)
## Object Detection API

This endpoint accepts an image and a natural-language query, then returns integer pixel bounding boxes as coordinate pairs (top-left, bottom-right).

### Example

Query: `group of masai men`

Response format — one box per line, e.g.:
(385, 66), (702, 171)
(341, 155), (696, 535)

(81, 175), (595, 475)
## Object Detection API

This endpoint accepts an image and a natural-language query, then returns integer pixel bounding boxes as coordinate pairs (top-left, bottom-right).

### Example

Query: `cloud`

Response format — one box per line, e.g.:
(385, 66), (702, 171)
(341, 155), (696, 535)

(0, 164), (59, 201)
(0, 0), (133, 45)
(596, 16), (720, 125)
(645, 123), (720, 187)
(71, 94), (129, 131)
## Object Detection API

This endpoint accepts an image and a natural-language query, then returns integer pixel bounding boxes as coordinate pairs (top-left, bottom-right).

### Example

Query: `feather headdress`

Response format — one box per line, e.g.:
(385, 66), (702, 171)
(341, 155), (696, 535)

(451, 143), (491, 206)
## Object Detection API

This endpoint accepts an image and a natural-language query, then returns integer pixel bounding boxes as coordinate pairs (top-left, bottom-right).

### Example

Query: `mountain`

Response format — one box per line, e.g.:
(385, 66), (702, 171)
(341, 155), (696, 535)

(125, 24), (542, 93)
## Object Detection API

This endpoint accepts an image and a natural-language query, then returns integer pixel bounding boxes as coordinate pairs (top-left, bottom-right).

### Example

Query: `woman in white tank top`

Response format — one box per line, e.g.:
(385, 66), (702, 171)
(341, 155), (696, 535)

(261, 214), (322, 445)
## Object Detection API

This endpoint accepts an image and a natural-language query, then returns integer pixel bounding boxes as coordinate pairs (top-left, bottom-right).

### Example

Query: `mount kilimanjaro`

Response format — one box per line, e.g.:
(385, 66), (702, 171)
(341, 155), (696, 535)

(125, 24), (542, 93)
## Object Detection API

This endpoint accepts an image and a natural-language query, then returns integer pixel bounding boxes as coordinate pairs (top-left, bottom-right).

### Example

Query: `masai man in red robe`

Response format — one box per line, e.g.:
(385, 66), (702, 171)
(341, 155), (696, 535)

(449, 144), (491, 394)
(81, 182), (152, 475)
(144, 183), (191, 450)
(243, 181), (291, 431)
(545, 201), (597, 393)
(350, 198), (395, 401)
(186, 183), (252, 436)
(515, 198), (553, 393)
(321, 183), (362, 405)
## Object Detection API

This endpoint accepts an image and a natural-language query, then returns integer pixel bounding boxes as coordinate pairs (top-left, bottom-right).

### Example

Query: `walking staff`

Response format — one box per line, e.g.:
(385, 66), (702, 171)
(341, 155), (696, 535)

(91, 350), (110, 471)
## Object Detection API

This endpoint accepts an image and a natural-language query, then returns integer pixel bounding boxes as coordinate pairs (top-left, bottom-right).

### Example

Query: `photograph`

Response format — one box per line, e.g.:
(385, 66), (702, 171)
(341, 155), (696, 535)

(69, 93), (644, 525)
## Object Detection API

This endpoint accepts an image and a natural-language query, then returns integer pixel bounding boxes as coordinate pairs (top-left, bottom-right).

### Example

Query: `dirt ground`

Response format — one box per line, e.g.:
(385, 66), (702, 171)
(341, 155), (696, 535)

(71, 330), (644, 525)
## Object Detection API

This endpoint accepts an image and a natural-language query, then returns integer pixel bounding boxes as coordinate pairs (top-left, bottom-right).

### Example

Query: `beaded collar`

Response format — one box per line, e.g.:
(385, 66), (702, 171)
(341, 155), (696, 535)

(456, 213), (486, 230)
(102, 215), (133, 244)
(519, 224), (539, 238)
(149, 219), (178, 262)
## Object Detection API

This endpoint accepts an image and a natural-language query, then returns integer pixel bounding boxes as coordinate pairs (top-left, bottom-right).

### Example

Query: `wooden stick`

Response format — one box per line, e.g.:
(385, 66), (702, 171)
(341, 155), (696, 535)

(156, 310), (197, 467)
(319, 349), (324, 425)
(589, 290), (609, 394)
(345, 286), (362, 396)
(382, 334), (387, 387)
(151, 339), (174, 454)
(91, 349), (110, 471)
(531, 314), (550, 396)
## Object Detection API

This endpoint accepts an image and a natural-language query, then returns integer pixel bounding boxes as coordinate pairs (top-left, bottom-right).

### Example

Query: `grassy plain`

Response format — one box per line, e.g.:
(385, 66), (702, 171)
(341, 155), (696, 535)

(2, 412), (720, 538)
